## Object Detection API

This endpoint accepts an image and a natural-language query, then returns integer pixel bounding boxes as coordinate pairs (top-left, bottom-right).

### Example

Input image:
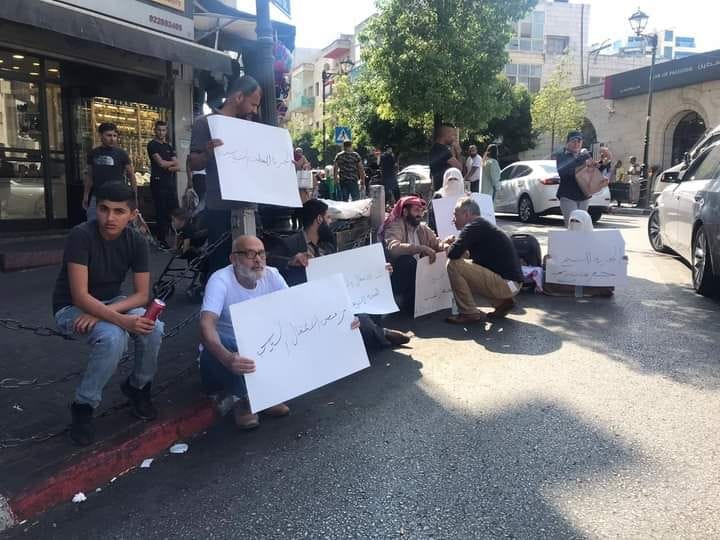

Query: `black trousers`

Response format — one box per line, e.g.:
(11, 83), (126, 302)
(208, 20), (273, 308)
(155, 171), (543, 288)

(205, 208), (232, 277)
(150, 178), (178, 244)
(390, 255), (418, 315)
(383, 176), (400, 205)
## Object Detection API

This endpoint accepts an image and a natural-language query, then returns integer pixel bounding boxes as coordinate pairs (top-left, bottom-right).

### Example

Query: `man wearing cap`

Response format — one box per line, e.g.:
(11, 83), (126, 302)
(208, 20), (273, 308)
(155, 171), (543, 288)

(554, 131), (594, 225)
(382, 196), (446, 314)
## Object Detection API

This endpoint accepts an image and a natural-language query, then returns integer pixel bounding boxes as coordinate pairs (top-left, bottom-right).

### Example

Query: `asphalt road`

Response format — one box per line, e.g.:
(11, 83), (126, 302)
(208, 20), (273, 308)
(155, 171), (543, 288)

(7, 214), (720, 539)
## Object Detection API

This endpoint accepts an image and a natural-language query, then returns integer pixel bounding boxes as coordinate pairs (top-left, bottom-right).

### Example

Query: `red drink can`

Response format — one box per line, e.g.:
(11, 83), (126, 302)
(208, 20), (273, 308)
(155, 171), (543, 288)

(144, 298), (166, 321)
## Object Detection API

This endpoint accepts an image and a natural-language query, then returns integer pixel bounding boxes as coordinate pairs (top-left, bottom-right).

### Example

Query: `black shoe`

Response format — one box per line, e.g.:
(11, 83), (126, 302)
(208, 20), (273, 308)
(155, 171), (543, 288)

(120, 378), (158, 421)
(70, 402), (95, 446)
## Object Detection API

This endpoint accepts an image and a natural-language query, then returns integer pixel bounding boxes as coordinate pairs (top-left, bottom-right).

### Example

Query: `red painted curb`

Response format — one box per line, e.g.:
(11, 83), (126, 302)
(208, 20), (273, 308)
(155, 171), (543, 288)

(8, 399), (217, 523)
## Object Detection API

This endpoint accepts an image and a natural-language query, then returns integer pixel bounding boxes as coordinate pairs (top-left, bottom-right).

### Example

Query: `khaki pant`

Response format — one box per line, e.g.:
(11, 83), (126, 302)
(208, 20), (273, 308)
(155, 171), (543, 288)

(446, 258), (519, 314)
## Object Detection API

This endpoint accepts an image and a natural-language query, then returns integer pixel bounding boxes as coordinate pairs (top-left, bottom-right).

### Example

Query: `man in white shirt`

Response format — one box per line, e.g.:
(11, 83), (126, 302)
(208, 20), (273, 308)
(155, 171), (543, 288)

(464, 145), (482, 193)
(199, 235), (291, 430)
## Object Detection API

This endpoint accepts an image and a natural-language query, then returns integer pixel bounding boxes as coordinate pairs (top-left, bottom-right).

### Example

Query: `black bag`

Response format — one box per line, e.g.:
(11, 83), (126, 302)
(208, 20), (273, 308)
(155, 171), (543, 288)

(511, 233), (542, 267)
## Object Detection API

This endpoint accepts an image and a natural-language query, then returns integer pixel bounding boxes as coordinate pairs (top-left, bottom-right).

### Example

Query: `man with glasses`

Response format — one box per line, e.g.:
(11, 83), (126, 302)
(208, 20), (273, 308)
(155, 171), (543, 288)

(198, 235), (290, 430)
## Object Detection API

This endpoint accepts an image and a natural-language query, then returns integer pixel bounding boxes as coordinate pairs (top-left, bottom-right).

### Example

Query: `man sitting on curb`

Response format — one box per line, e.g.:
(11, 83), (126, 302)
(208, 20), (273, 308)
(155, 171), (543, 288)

(269, 199), (411, 350)
(52, 182), (164, 446)
(445, 197), (523, 325)
(382, 196), (446, 315)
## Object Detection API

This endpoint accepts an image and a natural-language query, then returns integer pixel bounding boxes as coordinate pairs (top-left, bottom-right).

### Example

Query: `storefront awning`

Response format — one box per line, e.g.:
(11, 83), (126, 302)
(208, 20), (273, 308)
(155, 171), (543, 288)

(1, 0), (233, 74)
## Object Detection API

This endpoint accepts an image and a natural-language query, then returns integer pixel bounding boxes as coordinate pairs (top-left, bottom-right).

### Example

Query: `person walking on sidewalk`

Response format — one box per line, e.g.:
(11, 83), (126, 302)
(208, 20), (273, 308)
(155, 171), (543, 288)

(83, 123), (135, 222)
(464, 145), (482, 193)
(147, 120), (180, 249)
(481, 144), (501, 198)
(52, 182), (164, 446)
(333, 140), (365, 201)
(445, 197), (523, 325)
(189, 76), (262, 275)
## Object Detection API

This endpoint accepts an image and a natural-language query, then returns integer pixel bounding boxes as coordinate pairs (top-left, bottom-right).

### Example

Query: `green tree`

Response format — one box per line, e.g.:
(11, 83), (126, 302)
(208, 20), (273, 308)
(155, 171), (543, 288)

(531, 65), (585, 151)
(360, 0), (536, 134)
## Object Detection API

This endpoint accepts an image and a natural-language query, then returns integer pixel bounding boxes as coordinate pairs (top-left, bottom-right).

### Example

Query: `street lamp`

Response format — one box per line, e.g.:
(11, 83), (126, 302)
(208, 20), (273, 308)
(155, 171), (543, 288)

(629, 7), (658, 208)
(321, 57), (355, 164)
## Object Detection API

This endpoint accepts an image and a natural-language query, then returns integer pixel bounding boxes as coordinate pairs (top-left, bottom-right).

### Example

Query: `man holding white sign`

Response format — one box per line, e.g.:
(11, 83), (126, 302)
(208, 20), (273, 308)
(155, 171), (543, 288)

(189, 76), (262, 274)
(445, 197), (524, 325)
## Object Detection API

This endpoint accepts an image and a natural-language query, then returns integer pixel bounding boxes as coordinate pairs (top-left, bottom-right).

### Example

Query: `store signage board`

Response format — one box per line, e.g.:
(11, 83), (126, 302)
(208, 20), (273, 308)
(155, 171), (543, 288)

(208, 116), (302, 208)
(546, 230), (627, 287)
(230, 274), (369, 413)
(432, 194), (496, 241)
(306, 243), (399, 315)
(56, 0), (194, 40)
(414, 252), (453, 318)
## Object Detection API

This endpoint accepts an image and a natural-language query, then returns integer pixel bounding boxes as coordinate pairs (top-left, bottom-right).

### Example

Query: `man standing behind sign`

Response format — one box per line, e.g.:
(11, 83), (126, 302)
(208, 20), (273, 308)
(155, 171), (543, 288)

(333, 141), (365, 202)
(445, 197), (523, 325)
(189, 76), (262, 275)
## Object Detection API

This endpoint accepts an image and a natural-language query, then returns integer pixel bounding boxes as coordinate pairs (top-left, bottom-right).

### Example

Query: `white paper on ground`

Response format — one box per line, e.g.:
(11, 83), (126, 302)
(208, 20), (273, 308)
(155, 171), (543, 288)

(546, 230), (628, 287)
(230, 274), (370, 413)
(414, 252), (453, 318)
(72, 492), (87, 503)
(207, 115), (302, 208)
(169, 443), (189, 454)
(432, 194), (496, 240)
(140, 458), (154, 468)
(306, 243), (398, 315)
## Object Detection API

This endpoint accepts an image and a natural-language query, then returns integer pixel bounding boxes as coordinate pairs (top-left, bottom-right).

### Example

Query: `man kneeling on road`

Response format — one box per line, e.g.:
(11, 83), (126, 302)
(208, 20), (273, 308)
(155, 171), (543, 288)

(269, 199), (411, 349)
(199, 235), (291, 430)
(445, 197), (523, 324)
(383, 196), (446, 315)
(52, 182), (164, 446)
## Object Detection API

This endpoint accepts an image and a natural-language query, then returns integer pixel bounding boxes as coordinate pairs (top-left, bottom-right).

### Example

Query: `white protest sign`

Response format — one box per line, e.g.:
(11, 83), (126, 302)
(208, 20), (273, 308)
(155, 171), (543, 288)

(306, 243), (398, 315)
(230, 274), (369, 413)
(414, 251), (453, 318)
(546, 230), (628, 287)
(208, 115), (302, 208)
(432, 194), (496, 240)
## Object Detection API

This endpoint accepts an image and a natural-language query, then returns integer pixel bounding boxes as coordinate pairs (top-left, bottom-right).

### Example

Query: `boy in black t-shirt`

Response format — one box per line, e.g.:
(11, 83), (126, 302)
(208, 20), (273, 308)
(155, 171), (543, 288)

(53, 182), (164, 446)
(83, 122), (135, 222)
(147, 120), (180, 248)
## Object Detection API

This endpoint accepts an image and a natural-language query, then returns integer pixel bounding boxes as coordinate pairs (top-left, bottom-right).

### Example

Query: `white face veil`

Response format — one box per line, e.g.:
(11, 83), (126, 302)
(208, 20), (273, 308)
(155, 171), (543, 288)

(440, 167), (465, 197)
(568, 209), (594, 232)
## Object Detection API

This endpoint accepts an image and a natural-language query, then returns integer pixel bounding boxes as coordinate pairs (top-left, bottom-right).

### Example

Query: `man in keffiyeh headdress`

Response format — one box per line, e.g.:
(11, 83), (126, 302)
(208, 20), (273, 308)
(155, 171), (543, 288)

(382, 196), (446, 315)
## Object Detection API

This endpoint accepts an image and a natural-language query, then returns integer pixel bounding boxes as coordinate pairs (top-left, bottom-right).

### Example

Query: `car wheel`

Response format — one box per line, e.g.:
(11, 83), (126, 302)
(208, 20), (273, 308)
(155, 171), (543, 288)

(647, 210), (670, 253)
(518, 195), (536, 223)
(692, 225), (719, 296)
(588, 208), (603, 223)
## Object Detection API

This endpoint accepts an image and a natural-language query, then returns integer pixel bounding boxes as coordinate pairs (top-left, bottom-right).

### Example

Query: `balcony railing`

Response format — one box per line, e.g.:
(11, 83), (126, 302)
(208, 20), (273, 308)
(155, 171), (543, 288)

(289, 95), (315, 111)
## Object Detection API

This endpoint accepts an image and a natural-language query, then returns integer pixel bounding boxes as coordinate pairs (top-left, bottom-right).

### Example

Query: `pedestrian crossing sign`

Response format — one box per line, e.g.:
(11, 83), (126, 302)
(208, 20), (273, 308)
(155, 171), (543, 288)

(334, 127), (352, 144)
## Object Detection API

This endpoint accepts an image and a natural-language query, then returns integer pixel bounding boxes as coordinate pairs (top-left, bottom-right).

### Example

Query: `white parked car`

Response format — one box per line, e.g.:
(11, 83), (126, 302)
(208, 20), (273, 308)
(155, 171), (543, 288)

(494, 160), (611, 223)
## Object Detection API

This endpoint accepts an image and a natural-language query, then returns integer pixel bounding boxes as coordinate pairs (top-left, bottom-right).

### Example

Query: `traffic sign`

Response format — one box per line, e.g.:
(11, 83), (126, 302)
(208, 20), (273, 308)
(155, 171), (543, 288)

(334, 126), (352, 144)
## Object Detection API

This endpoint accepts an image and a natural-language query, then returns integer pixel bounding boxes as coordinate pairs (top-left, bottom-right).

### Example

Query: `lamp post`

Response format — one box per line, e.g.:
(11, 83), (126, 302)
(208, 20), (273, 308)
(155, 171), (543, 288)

(629, 8), (658, 208)
(321, 57), (355, 164)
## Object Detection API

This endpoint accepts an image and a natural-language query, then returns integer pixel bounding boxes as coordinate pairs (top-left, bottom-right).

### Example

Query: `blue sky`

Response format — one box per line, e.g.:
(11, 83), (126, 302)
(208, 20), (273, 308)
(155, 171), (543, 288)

(236, 0), (720, 53)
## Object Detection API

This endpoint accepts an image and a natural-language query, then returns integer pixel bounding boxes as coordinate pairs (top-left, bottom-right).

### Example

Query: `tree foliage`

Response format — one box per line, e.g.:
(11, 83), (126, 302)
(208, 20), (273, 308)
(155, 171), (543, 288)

(531, 62), (585, 151)
(360, 0), (537, 133)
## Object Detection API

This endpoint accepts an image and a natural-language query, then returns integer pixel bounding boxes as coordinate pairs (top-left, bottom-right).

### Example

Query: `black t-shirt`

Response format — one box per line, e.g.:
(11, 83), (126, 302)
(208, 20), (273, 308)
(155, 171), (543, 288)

(52, 221), (150, 314)
(147, 139), (176, 182)
(380, 153), (396, 180)
(429, 142), (452, 191)
(447, 217), (524, 283)
(87, 146), (130, 192)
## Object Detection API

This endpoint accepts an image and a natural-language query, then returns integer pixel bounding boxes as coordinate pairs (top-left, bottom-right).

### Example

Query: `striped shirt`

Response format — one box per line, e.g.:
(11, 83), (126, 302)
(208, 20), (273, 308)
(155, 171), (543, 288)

(334, 150), (361, 183)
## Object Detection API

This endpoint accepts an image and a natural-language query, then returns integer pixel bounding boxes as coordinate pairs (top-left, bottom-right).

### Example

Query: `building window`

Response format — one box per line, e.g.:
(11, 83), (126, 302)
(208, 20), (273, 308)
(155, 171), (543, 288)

(664, 46), (673, 59)
(505, 63), (542, 92)
(675, 36), (695, 48)
(507, 11), (544, 52)
(315, 82), (319, 97)
(546, 36), (569, 55)
(664, 30), (674, 42)
(675, 51), (696, 59)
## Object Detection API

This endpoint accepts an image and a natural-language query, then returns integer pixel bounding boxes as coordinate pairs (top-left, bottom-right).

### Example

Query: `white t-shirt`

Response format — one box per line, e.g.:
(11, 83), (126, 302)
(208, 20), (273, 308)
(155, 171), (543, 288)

(465, 155), (482, 183)
(202, 265), (288, 339)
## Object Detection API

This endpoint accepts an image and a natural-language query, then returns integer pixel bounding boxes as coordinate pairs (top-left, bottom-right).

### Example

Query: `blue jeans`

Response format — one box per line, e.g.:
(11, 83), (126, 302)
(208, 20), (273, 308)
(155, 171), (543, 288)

(199, 333), (247, 399)
(340, 180), (360, 202)
(55, 296), (164, 409)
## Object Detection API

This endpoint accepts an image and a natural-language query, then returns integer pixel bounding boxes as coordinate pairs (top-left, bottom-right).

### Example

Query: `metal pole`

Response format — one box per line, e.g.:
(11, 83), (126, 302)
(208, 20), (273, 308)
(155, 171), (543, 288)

(322, 70), (327, 165)
(638, 34), (657, 208)
(255, 0), (277, 127)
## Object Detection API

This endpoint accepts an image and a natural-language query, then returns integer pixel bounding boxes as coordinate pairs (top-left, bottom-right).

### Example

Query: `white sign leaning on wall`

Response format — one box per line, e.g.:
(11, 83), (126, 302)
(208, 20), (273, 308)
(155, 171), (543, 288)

(545, 230), (628, 287)
(208, 115), (302, 208)
(230, 274), (370, 413)
(432, 194), (496, 241)
(306, 243), (398, 315)
(414, 252), (454, 318)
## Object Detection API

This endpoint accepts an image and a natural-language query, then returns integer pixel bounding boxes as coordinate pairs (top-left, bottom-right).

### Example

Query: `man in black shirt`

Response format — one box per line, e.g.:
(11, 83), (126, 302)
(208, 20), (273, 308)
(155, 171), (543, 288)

(83, 122), (135, 222)
(445, 197), (523, 325)
(429, 123), (463, 191)
(147, 121), (180, 248)
(189, 76), (262, 275)
(53, 182), (164, 446)
(380, 145), (400, 205)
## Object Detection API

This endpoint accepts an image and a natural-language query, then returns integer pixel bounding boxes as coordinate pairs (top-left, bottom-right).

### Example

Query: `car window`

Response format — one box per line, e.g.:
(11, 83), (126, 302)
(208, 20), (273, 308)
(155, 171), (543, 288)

(685, 145), (720, 181)
(538, 164), (558, 175)
(500, 166), (515, 181)
(396, 173), (407, 184)
(513, 165), (532, 178)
